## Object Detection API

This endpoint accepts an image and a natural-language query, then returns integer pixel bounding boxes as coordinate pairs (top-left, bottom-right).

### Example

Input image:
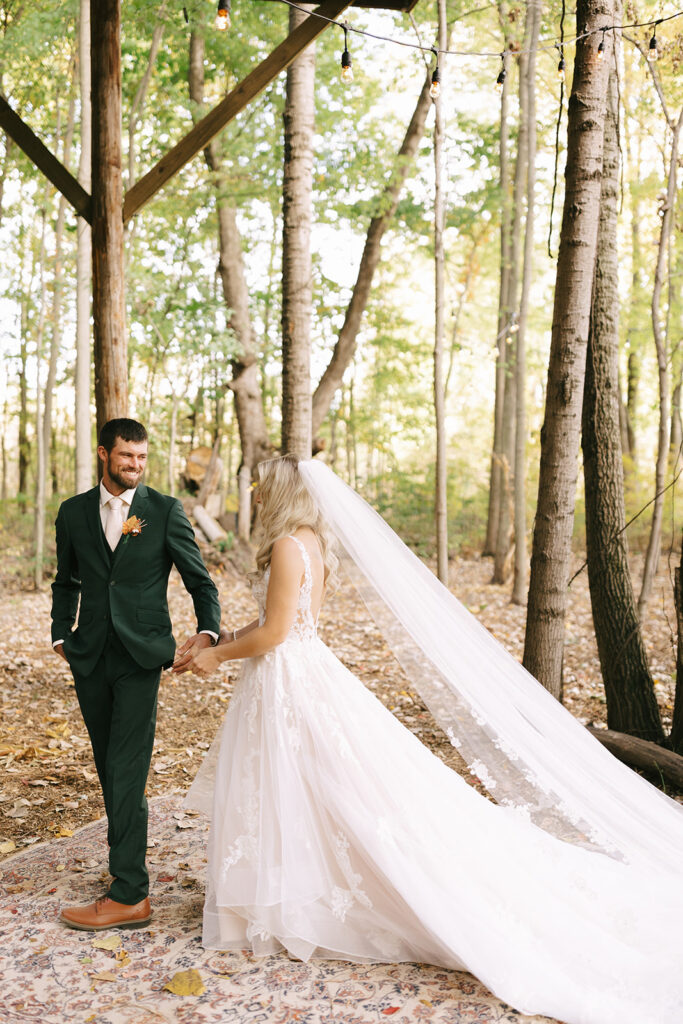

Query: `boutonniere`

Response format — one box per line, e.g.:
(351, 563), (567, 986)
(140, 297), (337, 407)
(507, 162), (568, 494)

(122, 515), (147, 537)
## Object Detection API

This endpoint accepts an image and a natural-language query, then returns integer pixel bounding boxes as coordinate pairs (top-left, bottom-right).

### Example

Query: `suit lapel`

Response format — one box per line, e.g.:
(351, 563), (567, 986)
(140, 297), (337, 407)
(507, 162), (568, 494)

(111, 484), (149, 569)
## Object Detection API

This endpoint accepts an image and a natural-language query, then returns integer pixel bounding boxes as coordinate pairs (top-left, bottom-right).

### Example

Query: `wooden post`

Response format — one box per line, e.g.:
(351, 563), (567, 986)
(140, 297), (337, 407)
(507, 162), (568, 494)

(91, 0), (127, 433)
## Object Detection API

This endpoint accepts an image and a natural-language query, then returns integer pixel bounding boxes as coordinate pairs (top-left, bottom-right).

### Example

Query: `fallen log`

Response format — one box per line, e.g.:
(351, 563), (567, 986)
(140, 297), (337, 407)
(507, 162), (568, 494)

(193, 504), (227, 545)
(587, 727), (683, 790)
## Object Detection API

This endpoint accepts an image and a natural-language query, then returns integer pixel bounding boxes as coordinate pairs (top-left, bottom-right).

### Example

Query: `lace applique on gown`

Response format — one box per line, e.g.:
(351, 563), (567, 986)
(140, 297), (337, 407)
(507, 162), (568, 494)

(185, 535), (683, 1024)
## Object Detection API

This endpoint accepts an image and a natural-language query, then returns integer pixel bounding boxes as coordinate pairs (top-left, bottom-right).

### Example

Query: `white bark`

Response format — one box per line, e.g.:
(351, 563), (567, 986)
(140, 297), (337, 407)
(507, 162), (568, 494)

(75, 0), (93, 492)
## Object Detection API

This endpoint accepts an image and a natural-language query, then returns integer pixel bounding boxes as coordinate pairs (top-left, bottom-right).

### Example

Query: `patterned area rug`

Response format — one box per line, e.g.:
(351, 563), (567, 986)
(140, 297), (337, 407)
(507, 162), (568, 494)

(0, 795), (560, 1024)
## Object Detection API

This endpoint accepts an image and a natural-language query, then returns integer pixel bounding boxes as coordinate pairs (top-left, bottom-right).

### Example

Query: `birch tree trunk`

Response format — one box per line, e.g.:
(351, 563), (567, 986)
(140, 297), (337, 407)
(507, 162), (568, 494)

(36, 88), (77, 586)
(310, 62), (438, 436)
(281, 5), (315, 458)
(484, 43), (512, 557)
(188, 30), (271, 540)
(75, 0), (93, 491)
(581, 54), (664, 742)
(33, 203), (49, 582)
(433, 0), (448, 584)
(493, 43), (526, 585)
(511, 0), (541, 605)
(523, 0), (613, 698)
(638, 107), (683, 613)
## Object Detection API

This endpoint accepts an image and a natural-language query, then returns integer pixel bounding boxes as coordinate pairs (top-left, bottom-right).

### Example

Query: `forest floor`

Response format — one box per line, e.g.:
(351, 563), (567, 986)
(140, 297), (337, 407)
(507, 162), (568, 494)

(0, 540), (681, 858)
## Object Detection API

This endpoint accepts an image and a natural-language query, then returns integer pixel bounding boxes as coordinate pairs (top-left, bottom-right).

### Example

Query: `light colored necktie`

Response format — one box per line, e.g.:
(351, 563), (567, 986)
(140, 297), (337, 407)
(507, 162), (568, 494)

(105, 496), (125, 550)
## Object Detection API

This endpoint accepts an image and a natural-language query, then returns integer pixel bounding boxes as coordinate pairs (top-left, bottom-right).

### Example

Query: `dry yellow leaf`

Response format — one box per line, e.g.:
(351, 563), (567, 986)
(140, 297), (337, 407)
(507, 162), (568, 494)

(92, 934), (121, 951)
(163, 968), (205, 996)
(91, 971), (117, 983)
(0, 840), (16, 855)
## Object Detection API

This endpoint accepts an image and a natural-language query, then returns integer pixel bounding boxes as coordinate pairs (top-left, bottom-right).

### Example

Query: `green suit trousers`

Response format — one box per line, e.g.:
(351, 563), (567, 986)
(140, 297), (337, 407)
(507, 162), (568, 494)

(72, 626), (161, 904)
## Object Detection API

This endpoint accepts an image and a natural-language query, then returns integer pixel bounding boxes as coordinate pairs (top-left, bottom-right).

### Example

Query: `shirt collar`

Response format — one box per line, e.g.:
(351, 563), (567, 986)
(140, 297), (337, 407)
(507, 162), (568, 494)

(99, 481), (137, 508)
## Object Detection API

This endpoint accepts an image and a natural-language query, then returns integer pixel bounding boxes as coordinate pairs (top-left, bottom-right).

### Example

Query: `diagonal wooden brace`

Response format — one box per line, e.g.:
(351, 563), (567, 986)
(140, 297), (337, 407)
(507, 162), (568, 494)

(0, 94), (92, 222)
(123, 0), (350, 223)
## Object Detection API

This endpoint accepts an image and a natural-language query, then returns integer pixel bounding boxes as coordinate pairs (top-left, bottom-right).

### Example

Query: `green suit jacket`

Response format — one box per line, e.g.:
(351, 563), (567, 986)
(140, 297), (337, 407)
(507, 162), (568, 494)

(51, 484), (221, 676)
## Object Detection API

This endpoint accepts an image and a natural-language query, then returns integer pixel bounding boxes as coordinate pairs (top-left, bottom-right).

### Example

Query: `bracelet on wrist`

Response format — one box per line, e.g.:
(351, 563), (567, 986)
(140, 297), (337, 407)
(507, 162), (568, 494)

(232, 629), (238, 642)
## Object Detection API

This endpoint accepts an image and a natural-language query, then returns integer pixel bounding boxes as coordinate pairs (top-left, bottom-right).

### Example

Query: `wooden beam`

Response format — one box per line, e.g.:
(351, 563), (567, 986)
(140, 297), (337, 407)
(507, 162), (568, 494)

(0, 94), (92, 222)
(123, 0), (350, 223)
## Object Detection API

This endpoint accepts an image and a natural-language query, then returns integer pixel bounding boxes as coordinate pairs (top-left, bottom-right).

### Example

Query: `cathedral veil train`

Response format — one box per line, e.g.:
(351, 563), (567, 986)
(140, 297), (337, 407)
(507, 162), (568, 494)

(184, 456), (683, 1024)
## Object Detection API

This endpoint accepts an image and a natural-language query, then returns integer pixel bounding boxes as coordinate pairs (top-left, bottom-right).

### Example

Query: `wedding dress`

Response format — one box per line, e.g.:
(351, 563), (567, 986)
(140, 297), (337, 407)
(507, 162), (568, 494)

(185, 463), (683, 1024)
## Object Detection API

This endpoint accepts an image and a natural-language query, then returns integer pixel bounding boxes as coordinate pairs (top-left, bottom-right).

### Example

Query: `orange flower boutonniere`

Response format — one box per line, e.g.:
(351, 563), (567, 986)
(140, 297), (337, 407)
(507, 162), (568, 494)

(122, 515), (147, 537)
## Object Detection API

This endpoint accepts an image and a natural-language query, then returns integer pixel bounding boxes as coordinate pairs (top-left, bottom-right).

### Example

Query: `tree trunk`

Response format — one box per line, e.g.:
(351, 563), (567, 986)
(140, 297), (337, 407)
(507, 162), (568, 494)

(586, 727), (683, 788)
(128, 8), (166, 188)
(581, 56), (664, 742)
(511, 0), (541, 605)
(523, 0), (613, 699)
(671, 378), (682, 458)
(188, 30), (271, 523)
(37, 87), (77, 587)
(625, 349), (638, 460)
(484, 42), (512, 558)
(638, 107), (683, 614)
(75, 0), (93, 492)
(168, 390), (178, 496)
(281, 5), (315, 458)
(493, 42), (526, 585)
(310, 67), (436, 437)
(433, 0), (448, 585)
(34, 201), (50, 584)
(91, 0), (127, 433)
(672, 534), (683, 754)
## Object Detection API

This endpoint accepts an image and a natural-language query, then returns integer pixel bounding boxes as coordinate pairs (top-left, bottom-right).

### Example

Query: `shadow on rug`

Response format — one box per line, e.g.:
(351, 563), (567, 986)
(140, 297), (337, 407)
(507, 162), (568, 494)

(0, 795), (560, 1024)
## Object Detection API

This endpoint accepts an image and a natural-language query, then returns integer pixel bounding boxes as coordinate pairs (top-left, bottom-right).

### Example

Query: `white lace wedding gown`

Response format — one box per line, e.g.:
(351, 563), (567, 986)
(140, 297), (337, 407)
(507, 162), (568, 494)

(185, 536), (683, 1024)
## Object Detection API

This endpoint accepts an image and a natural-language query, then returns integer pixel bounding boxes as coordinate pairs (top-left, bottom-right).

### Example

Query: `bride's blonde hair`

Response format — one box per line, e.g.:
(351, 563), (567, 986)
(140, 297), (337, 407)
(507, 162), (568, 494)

(253, 454), (338, 582)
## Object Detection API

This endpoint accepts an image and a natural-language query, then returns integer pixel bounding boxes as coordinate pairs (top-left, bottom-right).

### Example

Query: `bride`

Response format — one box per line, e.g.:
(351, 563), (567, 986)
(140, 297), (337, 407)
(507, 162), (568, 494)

(175, 454), (683, 1024)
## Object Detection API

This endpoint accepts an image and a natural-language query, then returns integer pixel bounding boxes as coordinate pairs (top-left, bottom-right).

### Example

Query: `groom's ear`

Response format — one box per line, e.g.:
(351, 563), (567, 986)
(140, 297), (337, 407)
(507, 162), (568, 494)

(97, 445), (108, 465)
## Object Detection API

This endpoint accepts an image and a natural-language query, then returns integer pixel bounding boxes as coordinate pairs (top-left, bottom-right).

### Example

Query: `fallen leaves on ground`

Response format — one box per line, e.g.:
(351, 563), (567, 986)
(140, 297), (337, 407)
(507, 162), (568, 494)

(164, 968), (206, 996)
(0, 546), (680, 858)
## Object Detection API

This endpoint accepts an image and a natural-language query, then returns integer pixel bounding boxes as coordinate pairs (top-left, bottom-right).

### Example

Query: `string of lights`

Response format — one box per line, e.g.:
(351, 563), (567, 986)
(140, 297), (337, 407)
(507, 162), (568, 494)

(263, 1), (683, 61)
(210, 1), (683, 90)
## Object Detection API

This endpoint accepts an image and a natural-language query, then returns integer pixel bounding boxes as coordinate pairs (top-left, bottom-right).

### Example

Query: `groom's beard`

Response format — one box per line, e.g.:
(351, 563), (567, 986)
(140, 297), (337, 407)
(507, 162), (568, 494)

(108, 465), (145, 490)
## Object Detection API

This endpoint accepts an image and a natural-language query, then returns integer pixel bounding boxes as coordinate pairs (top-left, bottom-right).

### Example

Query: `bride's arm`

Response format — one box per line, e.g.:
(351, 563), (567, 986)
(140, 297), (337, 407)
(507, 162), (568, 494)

(177, 538), (304, 675)
(217, 618), (259, 644)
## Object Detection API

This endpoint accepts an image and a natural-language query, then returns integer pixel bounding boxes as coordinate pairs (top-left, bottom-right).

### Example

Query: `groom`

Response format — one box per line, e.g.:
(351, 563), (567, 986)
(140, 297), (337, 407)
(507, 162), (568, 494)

(51, 418), (221, 930)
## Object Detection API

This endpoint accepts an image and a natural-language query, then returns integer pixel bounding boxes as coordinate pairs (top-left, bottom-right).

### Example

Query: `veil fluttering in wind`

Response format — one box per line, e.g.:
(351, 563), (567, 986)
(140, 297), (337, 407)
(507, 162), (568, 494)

(298, 458), (683, 874)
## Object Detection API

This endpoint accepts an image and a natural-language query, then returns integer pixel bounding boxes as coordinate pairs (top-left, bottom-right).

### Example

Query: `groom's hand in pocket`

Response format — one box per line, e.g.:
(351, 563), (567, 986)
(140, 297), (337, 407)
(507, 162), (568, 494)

(54, 643), (68, 663)
(173, 632), (213, 674)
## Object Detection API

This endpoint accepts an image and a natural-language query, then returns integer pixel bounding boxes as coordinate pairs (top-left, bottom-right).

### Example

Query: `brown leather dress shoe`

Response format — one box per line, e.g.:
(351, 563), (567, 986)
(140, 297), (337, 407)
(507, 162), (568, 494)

(60, 895), (152, 931)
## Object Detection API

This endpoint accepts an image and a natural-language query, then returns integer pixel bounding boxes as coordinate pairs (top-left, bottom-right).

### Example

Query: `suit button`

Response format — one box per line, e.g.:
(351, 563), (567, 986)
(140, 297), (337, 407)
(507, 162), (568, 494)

(110, 581), (116, 587)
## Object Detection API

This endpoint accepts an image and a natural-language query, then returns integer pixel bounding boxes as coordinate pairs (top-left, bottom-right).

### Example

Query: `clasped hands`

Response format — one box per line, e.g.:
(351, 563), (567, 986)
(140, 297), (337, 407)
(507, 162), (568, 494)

(172, 629), (231, 676)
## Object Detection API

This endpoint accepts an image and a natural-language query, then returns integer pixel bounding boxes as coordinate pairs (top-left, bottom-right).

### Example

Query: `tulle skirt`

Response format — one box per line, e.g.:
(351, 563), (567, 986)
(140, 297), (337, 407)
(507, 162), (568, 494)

(185, 635), (683, 1024)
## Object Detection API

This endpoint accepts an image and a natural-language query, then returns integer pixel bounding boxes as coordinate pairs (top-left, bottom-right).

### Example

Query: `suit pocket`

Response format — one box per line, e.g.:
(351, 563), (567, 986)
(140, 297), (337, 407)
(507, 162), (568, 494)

(136, 608), (170, 627)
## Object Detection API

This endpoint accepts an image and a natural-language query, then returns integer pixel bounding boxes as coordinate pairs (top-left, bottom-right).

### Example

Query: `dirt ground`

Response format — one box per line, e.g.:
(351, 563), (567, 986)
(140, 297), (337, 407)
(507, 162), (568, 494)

(1, 541), (680, 858)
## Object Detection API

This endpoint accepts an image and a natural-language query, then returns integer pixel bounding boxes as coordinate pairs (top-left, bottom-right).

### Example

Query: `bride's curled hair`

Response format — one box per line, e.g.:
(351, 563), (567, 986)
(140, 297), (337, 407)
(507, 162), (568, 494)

(253, 454), (338, 583)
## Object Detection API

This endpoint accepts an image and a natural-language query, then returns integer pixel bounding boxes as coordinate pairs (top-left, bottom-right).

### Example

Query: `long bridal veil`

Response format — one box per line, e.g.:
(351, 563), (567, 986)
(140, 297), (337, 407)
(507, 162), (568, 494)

(298, 458), (683, 875)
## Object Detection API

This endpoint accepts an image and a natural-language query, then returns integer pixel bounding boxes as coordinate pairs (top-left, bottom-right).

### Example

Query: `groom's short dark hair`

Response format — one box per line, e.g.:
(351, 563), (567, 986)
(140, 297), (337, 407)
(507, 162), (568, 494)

(99, 418), (148, 453)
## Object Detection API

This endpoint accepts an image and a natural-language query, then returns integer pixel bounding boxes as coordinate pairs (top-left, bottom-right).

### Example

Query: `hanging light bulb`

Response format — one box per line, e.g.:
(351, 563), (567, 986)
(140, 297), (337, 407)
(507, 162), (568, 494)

(597, 29), (606, 61)
(340, 24), (353, 82)
(215, 0), (230, 31)
(341, 49), (353, 82)
(495, 53), (506, 94)
(430, 66), (441, 98)
(430, 48), (441, 99)
(647, 29), (658, 61)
